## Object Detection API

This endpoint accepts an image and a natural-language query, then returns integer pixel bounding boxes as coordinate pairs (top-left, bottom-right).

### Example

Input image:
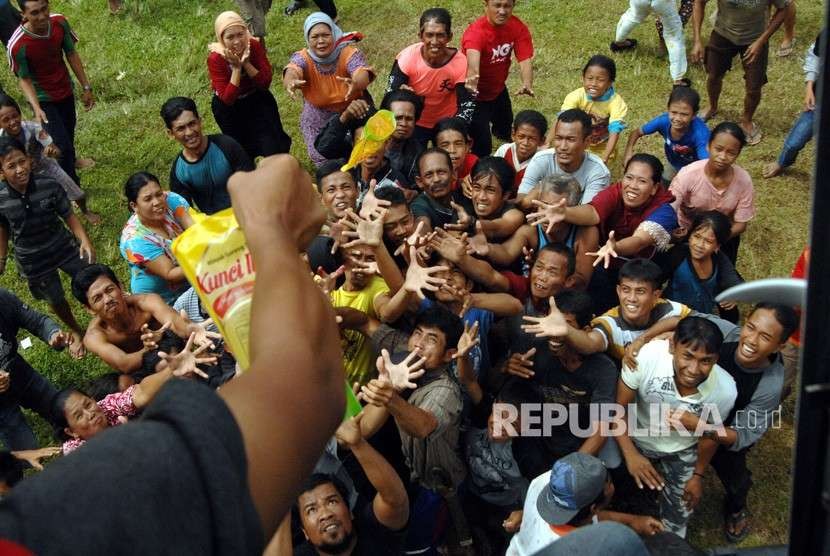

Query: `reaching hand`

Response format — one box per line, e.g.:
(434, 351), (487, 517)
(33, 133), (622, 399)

(141, 320), (171, 350)
(521, 297), (569, 338)
(68, 331), (86, 359)
(526, 199), (567, 236)
(630, 515), (664, 536)
(587, 231), (618, 269)
(11, 446), (61, 471)
(341, 208), (386, 248)
(377, 348), (426, 391)
(428, 227), (467, 263)
(461, 175), (474, 199)
(464, 73), (480, 96)
(622, 336), (647, 371)
(359, 179), (392, 220)
(454, 321), (480, 361)
(158, 332), (217, 379)
(286, 78), (307, 98)
(184, 311), (223, 349)
(335, 75), (358, 102)
(504, 348), (536, 379)
(335, 412), (365, 447)
(394, 220), (427, 257)
(625, 452), (665, 490)
(340, 99), (371, 124)
(403, 246), (448, 299)
(359, 377), (395, 407)
(48, 330), (70, 350)
(444, 201), (473, 232)
(314, 265), (345, 295)
(465, 220), (489, 257)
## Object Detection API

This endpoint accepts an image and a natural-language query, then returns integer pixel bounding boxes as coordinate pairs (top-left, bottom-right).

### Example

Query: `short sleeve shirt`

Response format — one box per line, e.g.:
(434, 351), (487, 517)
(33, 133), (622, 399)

(0, 176), (76, 277)
(411, 193), (457, 229)
(8, 15), (77, 102)
(641, 113), (710, 171)
(396, 43), (467, 129)
(669, 159), (756, 230)
(591, 299), (692, 361)
(517, 148), (610, 202)
(62, 385), (140, 455)
(461, 15), (534, 101)
(119, 192), (190, 304)
(495, 142), (533, 196)
(621, 339), (737, 454)
(714, 0), (790, 45)
(561, 87), (628, 149)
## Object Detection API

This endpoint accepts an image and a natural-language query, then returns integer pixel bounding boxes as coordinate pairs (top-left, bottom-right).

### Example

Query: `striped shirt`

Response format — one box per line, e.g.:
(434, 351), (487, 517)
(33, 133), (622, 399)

(7, 14), (77, 102)
(592, 299), (691, 361)
(0, 175), (77, 277)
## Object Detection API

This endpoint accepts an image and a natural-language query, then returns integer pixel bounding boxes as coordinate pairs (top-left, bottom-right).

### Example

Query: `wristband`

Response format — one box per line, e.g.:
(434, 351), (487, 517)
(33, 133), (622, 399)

(693, 472), (705, 479)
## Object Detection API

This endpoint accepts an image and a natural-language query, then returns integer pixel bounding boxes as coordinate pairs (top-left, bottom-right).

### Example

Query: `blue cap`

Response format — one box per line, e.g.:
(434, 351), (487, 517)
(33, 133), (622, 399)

(536, 453), (607, 525)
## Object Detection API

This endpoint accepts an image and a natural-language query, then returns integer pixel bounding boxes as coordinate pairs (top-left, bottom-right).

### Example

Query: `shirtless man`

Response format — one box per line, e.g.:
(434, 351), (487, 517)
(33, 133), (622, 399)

(70, 264), (219, 373)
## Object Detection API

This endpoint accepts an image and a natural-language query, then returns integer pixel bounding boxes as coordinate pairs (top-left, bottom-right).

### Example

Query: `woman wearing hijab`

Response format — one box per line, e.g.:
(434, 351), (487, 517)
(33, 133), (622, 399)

(283, 12), (375, 166)
(207, 10), (291, 160)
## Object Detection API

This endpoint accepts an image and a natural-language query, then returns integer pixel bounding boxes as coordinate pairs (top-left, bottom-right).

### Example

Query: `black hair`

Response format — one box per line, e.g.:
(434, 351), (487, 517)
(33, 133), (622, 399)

(710, 121), (747, 149)
(419, 7), (451, 35)
(674, 316), (724, 355)
(497, 378), (542, 406)
(84, 373), (123, 401)
(380, 89), (424, 123)
(470, 156), (515, 196)
(0, 451), (23, 489)
(374, 185), (407, 206)
(160, 96), (199, 129)
(556, 109), (593, 139)
(554, 289), (594, 328)
(141, 331), (187, 377)
(752, 302), (800, 343)
(414, 306), (464, 352)
(70, 264), (121, 306)
(624, 153), (663, 185)
(16, 0), (37, 11)
(294, 472), (351, 524)
(124, 171), (161, 207)
(315, 159), (351, 192)
(537, 242), (576, 277)
(583, 54), (617, 82)
(51, 387), (88, 442)
(0, 93), (21, 115)
(568, 486), (608, 526)
(618, 258), (663, 290)
(667, 86), (701, 114)
(433, 117), (471, 145)
(0, 136), (26, 159)
(688, 210), (731, 248)
(513, 109), (548, 138)
(416, 147), (453, 176)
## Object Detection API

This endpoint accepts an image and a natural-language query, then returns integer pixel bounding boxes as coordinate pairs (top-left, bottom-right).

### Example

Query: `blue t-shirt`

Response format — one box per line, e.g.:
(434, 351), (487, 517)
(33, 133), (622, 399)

(119, 192), (190, 304)
(419, 299), (494, 379)
(641, 113), (710, 171)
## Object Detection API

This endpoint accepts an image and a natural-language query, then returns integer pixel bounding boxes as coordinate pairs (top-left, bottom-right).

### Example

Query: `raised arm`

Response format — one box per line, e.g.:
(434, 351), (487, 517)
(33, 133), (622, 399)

(83, 328), (146, 373)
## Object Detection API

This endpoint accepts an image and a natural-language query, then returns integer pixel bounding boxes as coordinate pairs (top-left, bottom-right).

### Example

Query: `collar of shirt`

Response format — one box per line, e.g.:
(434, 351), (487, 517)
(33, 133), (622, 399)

(585, 86), (615, 103)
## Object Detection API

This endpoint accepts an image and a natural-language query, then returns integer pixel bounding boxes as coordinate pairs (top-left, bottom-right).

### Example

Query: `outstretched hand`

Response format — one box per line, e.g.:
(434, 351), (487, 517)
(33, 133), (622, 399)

(454, 321), (480, 360)
(158, 332), (217, 379)
(444, 201), (472, 232)
(314, 265), (345, 296)
(335, 412), (365, 447)
(521, 297), (569, 338)
(394, 220), (427, 257)
(141, 320), (171, 350)
(403, 246), (448, 299)
(377, 348), (426, 391)
(340, 207), (386, 248)
(587, 230), (619, 269)
(359, 179), (392, 220)
(526, 199), (567, 236)
(11, 446), (61, 471)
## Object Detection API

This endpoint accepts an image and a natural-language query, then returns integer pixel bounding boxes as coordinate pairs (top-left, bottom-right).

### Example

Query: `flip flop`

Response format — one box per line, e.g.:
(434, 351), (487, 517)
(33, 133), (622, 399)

(610, 39), (638, 52)
(744, 123), (762, 146)
(725, 508), (751, 543)
(698, 109), (718, 123)
(776, 38), (796, 57)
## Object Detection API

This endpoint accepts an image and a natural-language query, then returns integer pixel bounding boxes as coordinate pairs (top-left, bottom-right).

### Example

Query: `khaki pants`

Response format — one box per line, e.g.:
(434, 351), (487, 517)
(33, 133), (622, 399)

(234, 0), (272, 37)
(780, 341), (801, 401)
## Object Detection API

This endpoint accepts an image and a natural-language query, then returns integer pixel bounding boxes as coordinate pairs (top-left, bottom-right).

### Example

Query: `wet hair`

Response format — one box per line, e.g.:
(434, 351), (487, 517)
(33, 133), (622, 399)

(380, 89), (424, 123)
(513, 109), (548, 138)
(674, 316), (724, 355)
(51, 387), (88, 442)
(470, 156), (515, 196)
(374, 185), (407, 207)
(536, 242), (576, 277)
(688, 210), (731, 247)
(314, 159), (352, 193)
(70, 264), (121, 306)
(667, 86), (701, 114)
(84, 373), (123, 401)
(0, 451), (23, 489)
(618, 258), (663, 290)
(556, 109), (593, 139)
(414, 306), (464, 352)
(752, 302), (800, 343)
(160, 96), (199, 129)
(537, 174), (581, 207)
(497, 378), (542, 406)
(554, 289), (594, 328)
(583, 54), (616, 82)
(416, 147), (453, 176)
(0, 93), (21, 115)
(0, 136), (26, 159)
(433, 117), (471, 146)
(624, 153), (663, 185)
(124, 171), (161, 208)
(710, 121), (747, 149)
(419, 7), (451, 35)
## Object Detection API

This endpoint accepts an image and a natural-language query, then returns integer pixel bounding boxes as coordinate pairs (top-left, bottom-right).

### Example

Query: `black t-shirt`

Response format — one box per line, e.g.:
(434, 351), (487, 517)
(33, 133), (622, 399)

(294, 501), (406, 555)
(0, 379), (263, 555)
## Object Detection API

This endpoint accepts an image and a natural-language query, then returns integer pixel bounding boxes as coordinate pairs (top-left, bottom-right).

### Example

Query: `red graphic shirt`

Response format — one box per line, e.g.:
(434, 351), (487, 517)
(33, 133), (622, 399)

(461, 15), (533, 101)
(8, 14), (78, 102)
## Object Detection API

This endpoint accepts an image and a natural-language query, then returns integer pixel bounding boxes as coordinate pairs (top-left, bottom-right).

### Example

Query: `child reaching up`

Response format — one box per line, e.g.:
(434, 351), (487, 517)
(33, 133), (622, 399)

(623, 86), (709, 181)
(560, 55), (628, 164)
(0, 94), (100, 224)
(494, 109), (547, 198)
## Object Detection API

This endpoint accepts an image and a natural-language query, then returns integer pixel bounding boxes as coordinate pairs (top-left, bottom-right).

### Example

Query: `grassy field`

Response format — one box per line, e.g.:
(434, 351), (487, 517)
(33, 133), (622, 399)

(0, 0), (819, 549)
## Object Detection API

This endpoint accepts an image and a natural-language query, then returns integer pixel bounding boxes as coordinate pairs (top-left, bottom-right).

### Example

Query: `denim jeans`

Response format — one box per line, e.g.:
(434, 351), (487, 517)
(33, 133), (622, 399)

(778, 109), (815, 168)
(0, 356), (58, 450)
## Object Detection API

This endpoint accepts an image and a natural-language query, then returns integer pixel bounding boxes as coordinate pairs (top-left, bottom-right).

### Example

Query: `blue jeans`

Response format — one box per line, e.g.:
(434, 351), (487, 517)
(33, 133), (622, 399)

(778, 109), (815, 168)
(0, 356), (58, 450)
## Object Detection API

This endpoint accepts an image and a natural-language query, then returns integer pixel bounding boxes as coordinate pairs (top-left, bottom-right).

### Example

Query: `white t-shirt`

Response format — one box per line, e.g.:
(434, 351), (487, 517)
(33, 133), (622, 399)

(506, 470), (563, 556)
(621, 339), (737, 454)
(516, 148), (610, 203)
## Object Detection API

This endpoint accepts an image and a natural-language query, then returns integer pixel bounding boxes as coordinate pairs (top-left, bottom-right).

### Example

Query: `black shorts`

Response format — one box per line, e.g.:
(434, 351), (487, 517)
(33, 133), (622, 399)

(705, 30), (769, 90)
(27, 254), (89, 306)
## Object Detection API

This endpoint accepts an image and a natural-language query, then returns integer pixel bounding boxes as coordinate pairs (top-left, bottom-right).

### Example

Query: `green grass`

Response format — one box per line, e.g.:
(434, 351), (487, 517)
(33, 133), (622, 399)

(0, 0), (818, 549)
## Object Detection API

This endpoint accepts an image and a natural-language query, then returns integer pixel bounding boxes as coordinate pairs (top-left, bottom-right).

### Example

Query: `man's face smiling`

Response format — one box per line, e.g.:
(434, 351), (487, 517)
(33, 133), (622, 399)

(298, 483), (355, 553)
(470, 173), (506, 218)
(320, 171), (358, 219)
(168, 110), (205, 152)
(670, 339), (718, 393)
(735, 308), (786, 369)
(615, 278), (660, 327)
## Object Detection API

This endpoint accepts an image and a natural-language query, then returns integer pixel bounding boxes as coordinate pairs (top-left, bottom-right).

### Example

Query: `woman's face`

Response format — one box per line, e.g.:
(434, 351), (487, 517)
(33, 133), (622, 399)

(131, 181), (166, 222)
(223, 25), (248, 56)
(0, 105), (22, 137)
(64, 391), (108, 440)
(308, 23), (334, 58)
(707, 132), (742, 172)
(621, 161), (658, 209)
(688, 225), (719, 261)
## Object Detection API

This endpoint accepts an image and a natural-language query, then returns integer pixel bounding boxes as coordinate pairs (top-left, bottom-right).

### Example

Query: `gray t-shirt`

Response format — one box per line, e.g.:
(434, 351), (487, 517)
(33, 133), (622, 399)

(517, 148), (610, 203)
(714, 0), (790, 46)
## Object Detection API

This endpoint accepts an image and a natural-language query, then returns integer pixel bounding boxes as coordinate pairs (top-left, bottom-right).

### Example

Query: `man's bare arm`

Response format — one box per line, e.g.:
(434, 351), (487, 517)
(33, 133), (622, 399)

(83, 327), (145, 373)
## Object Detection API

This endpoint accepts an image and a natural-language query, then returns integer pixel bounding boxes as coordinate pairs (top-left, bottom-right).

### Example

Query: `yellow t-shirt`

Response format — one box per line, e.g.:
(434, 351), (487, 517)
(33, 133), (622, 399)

(561, 86), (628, 155)
(330, 275), (390, 386)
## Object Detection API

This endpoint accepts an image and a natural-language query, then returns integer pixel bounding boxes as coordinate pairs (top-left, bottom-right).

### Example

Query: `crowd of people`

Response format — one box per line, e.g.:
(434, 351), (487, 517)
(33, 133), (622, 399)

(0, 0), (818, 554)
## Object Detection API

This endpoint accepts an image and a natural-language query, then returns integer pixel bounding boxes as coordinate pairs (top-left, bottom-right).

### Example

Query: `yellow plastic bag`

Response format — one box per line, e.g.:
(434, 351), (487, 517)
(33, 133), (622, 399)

(340, 109), (396, 171)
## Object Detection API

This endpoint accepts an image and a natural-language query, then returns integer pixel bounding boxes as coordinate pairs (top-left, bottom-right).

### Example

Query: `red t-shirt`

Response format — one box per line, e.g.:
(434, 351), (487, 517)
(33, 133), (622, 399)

(8, 15), (77, 102)
(207, 38), (273, 105)
(453, 152), (479, 191)
(461, 15), (534, 101)
(789, 246), (809, 345)
(396, 43), (467, 129)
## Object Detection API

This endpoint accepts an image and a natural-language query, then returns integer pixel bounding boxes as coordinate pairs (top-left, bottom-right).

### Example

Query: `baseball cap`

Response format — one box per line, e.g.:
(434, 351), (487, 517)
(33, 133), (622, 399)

(536, 453), (608, 526)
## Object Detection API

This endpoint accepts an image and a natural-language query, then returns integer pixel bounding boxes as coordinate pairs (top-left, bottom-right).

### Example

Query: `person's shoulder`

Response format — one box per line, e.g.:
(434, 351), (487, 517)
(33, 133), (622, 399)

(397, 42), (422, 60)
(563, 87), (585, 103)
(494, 142), (512, 157)
(49, 13), (69, 26)
(463, 15), (489, 34)
(529, 147), (555, 164)
(638, 338), (672, 369)
(677, 158), (707, 178)
(368, 274), (390, 292)
(731, 164), (754, 186)
(582, 151), (610, 174)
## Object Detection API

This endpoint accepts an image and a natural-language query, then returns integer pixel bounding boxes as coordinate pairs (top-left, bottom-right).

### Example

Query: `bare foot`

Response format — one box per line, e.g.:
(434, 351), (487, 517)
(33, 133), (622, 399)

(698, 107), (718, 122)
(762, 162), (784, 179)
(75, 157), (96, 170)
(84, 211), (103, 225)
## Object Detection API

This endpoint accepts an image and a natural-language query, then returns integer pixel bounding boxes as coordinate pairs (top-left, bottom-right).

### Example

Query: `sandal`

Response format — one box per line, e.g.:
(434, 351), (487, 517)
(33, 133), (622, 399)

(697, 108), (718, 123)
(284, 0), (302, 15)
(776, 38), (796, 57)
(725, 508), (751, 543)
(744, 122), (762, 146)
(610, 39), (638, 52)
